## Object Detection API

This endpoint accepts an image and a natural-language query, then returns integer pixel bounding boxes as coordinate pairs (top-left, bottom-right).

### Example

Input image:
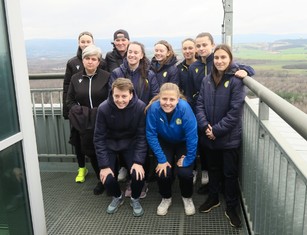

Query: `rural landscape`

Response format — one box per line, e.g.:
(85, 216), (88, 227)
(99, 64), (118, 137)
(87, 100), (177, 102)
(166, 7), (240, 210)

(26, 38), (307, 113)
(234, 39), (307, 113)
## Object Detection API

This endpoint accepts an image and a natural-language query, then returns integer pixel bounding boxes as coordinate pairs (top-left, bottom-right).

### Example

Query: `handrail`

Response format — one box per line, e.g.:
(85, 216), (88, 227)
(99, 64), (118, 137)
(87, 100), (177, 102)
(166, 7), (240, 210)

(29, 73), (64, 80)
(29, 73), (307, 139)
(243, 76), (307, 140)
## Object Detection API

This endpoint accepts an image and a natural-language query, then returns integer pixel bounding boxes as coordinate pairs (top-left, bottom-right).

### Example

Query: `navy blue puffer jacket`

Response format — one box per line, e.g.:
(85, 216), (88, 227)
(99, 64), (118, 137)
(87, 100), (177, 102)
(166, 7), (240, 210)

(195, 63), (246, 149)
(109, 58), (159, 104)
(94, 89), (147, 168)
(150, 56), (179, 87)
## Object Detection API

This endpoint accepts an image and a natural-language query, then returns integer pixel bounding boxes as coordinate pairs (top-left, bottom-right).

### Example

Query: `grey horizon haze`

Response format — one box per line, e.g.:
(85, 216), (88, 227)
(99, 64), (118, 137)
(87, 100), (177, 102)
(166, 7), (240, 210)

(20, 0), (307, 41)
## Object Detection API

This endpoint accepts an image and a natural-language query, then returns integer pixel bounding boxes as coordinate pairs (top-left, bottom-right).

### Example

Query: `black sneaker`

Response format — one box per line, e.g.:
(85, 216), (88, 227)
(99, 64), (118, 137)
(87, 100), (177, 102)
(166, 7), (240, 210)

(93, 182), (104, 195)
(197, 184), (209, 194)
(225, 208), (242, 228)
(199, 197), (220, 213)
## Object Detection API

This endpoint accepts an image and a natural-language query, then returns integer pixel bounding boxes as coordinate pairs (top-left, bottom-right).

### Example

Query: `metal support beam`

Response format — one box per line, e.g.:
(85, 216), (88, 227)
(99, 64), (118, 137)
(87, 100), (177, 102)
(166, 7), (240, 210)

(222, 0), (233, 48)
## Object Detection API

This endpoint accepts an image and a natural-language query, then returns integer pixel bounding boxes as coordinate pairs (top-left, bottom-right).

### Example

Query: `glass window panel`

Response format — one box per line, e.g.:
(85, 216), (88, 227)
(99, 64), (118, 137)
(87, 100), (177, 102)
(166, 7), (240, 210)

(0, 0), (20, 140)
(0, 142), (33, 235)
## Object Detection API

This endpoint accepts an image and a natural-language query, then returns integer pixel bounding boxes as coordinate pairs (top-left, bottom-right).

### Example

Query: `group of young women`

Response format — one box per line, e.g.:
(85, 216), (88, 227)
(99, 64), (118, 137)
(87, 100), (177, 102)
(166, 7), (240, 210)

(62, 29), (254, 228)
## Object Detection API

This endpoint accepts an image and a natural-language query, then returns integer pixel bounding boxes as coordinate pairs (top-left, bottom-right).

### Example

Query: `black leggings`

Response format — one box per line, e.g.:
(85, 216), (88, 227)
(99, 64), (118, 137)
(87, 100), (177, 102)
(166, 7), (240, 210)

(155, 138), (194, 198)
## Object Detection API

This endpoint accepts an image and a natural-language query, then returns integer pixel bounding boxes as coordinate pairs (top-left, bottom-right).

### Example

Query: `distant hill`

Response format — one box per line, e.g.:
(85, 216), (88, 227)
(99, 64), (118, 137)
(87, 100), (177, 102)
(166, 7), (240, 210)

(26, 35), (307, 114)
(269, 38), (307, 50)
(25, 34), (307, 60)
(24, 37), (182, 59)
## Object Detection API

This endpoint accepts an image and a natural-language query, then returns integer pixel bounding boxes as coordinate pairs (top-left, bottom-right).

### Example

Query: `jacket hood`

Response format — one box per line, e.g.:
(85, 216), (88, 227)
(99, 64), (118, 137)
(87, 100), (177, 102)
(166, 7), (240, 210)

(119, 58), (141, 75)
(151, 55), (178, 69)
(120, 57), (151, 73)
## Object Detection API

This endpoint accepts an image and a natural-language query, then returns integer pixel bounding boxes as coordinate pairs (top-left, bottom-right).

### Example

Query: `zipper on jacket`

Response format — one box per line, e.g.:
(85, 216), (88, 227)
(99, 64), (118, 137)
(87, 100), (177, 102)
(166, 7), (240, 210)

(88, 75), (93, 109)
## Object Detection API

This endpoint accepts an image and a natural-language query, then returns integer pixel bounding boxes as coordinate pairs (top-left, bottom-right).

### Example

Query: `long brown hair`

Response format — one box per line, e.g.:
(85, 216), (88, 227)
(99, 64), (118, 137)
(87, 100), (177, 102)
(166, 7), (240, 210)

(127, 41), (149, 90)
(154, 40), (176, 65)
(211, 44), (233, 85)
(145, 82), (186, 113)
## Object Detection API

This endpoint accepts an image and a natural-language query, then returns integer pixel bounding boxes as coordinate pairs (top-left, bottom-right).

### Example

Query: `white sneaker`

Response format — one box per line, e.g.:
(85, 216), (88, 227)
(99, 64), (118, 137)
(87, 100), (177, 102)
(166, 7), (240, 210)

(201, 170), (209, 185)
(157, 198), (172, 216)
(182, 197), (196, 216)
(193, 170), (197, 184)
(118, 167), (127, 182)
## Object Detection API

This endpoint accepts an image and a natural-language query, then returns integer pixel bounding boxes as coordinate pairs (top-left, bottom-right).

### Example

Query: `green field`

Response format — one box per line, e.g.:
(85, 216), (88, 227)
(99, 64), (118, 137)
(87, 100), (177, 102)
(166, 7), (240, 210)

(235, 45), (307, 60)
(234, 42), (307, 77)
(232, 40), (307, 113)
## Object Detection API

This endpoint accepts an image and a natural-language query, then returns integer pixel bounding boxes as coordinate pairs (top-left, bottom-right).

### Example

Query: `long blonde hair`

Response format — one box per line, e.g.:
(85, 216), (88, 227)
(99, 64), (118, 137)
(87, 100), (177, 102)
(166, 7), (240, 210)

(145, 83), (186, 113)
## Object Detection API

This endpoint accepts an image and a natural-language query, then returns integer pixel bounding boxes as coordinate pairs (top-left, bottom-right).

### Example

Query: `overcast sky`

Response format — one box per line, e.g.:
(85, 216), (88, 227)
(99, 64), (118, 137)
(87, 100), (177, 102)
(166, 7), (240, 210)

(20, 0), (307, 40)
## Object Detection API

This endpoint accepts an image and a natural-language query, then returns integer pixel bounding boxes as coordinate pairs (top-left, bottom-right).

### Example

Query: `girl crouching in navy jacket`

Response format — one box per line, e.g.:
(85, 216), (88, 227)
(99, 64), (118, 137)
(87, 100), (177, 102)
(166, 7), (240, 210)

(94, 78), (147, 217)
(109, 41), (159, 197)
(145, 83), (198, 216)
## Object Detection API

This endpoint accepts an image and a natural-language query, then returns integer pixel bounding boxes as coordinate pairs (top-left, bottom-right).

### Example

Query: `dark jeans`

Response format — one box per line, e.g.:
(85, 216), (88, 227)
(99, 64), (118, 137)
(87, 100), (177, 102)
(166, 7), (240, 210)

(74, 131), (86, 168)
(205, 147), (240, 209)
(103, 148), (144, 199)
(198, 141), (208, 171)
(87, 154), (100, 180)
(155, 138), (194, 198)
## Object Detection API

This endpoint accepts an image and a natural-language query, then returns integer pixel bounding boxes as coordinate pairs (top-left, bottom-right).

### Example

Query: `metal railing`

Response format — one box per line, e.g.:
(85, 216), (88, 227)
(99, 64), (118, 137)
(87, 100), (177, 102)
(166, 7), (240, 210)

(30, 73), (75, 161)
(241, 76), (307, 235)
(29, 74), (307, 234)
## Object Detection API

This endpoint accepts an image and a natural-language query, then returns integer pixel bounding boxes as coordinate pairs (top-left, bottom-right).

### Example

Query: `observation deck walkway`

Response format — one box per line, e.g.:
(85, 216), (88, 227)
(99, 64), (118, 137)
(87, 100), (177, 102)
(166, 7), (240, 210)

(30, 74), (307, 235)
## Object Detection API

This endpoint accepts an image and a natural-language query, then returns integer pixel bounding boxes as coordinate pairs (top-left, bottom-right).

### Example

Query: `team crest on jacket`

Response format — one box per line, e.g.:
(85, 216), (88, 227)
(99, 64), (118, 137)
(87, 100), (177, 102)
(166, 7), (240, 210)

(163, 71), (167, 77)
(175, 118), (182, 125)
(224, 81), (229, 88)
(76, 65), (80, 70)
(195, 68), (199, 73)
(78, 79), (82, 83)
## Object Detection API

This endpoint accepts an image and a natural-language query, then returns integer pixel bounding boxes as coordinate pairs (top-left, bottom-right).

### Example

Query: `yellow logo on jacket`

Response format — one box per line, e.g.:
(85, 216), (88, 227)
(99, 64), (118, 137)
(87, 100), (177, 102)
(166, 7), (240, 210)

(195, 68), (199, 73)
(163, 71), (167, 77)
(176, 118), (182, 125)
(224, 81), (229, 88)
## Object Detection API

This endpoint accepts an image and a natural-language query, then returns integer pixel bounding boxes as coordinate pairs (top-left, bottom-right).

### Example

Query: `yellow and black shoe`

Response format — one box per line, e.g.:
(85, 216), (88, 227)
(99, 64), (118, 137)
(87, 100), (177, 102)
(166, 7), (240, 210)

(75, 167), (88, 183)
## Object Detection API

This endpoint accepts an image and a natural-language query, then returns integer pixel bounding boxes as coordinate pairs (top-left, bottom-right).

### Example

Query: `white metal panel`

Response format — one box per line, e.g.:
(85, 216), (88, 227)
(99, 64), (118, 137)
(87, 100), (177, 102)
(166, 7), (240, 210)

(4, 0), (47, 234)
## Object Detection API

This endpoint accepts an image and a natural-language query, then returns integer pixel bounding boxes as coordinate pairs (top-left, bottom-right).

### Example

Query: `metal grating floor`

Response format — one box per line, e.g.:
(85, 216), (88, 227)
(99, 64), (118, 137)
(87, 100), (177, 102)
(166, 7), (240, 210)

(41, 169), (248, 235)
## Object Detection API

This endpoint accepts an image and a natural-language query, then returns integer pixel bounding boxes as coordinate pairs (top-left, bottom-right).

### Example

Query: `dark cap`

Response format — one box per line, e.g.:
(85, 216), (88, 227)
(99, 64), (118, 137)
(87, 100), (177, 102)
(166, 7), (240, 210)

(113, 29), (130, 40)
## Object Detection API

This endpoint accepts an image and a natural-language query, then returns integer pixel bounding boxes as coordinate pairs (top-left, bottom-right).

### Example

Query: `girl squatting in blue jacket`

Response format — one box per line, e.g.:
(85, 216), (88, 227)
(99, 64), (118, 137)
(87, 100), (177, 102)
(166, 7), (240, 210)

(146, 83), (198, 216)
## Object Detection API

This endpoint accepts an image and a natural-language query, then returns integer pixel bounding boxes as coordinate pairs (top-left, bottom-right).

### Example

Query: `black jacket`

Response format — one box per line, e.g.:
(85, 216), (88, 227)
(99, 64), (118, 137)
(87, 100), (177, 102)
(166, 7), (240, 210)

(177, 59), (190, 95)
(66, 68), (109, 110)
(105, 47), (126, 72)
(66, 68), (109, 156)
(68, 105), (97, 156)
(62, 47), (107, 118)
